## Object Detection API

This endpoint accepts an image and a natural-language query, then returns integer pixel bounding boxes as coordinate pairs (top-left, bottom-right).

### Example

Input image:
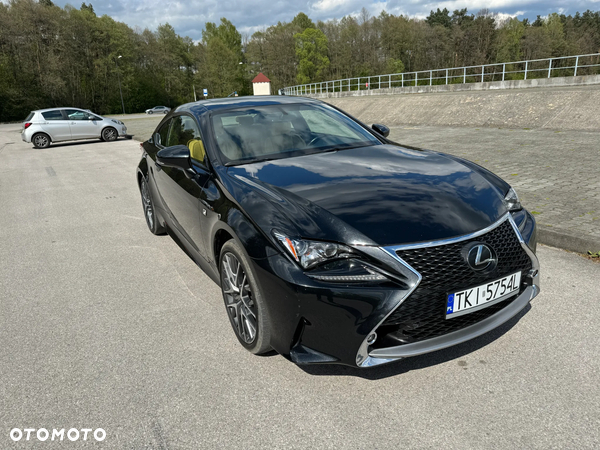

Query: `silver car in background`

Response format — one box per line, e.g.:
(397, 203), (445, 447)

(145, 106), (170, 114)
(21, 108), (129, 149)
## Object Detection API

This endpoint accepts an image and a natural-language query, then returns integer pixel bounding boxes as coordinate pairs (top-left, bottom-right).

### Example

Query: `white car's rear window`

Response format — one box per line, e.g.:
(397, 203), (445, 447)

(42, 110), (63, 121)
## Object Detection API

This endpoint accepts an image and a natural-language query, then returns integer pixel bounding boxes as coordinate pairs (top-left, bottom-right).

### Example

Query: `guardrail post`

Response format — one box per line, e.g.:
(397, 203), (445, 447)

(481, 65), (484, 82)
(548, 58), (552, 78)
(574, 56), (579, 76)
(445, 69), (448, 85)
(389, 74), (391, 89)
(368, 76), (371, 90)
(430, 70), (432, 86)
(502, 63), (505, 81)
(463, 67), (466, 83)
(415, 72), (418, 86)
(524, 61), (528, 80)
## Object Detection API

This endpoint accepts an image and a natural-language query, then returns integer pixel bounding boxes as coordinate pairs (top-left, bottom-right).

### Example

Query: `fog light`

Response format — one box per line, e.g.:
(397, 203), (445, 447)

(529, 269), (539, 278)
(366, 332), (377, 345)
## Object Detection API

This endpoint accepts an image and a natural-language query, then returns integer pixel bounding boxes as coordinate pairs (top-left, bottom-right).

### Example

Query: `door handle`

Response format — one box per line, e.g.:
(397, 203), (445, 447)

(200, 199), (213, 211)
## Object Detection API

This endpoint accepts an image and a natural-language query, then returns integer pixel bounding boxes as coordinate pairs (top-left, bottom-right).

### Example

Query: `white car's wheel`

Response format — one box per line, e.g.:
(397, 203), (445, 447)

(101, 127), (118, 142)
(32, 133), (51, 149)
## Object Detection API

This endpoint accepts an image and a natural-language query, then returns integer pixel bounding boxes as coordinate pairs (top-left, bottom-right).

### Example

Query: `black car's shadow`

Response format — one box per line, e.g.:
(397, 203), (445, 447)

(296, 303), (531, 380)
(33, 138), (131, 150)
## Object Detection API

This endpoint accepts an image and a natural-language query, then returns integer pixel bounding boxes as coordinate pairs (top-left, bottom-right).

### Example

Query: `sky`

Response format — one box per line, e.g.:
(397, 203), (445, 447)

(5, 0), (600, 40)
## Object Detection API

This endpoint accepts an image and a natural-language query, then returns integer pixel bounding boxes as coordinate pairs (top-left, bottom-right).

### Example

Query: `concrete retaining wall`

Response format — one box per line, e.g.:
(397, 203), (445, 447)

(319, 81), (600, 131)
(311, 74), (600, 98)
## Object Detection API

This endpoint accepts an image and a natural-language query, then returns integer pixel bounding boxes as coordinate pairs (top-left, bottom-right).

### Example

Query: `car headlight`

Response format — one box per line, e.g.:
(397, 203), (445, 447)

(274, 232), (354, 269)
(504, 187), (522, 212)
(111, 119), (123, 125)
(273, 232), (388, 282)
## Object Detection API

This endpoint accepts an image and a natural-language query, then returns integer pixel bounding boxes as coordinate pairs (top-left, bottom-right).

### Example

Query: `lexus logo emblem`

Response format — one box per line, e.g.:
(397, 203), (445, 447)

(466, 243), (497, 271)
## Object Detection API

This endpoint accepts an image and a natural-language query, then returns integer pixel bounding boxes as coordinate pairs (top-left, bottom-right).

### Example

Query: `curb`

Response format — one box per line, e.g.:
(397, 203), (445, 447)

(537, 227), (600, 255)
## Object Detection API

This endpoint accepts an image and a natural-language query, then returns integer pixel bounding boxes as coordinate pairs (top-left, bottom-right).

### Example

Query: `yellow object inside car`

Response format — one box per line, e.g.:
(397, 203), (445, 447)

(188, 139), (206, 162)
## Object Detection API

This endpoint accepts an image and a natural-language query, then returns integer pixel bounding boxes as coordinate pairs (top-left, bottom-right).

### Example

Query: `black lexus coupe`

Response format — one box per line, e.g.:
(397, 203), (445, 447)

(137, 96), (540, 368)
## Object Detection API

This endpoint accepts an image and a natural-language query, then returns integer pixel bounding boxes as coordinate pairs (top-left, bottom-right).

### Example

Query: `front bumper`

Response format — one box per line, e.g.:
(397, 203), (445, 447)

(252, 211), (539, 368)
(363, 284), (537, 365)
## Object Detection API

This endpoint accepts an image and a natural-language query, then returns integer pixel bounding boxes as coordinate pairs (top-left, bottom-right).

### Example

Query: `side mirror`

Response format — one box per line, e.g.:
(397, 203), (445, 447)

(372, 123), (390, 138)
(156, 145), (192, 171)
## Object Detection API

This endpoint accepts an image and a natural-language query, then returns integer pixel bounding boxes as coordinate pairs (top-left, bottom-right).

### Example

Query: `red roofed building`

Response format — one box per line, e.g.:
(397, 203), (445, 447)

(252, 73), (271, 96)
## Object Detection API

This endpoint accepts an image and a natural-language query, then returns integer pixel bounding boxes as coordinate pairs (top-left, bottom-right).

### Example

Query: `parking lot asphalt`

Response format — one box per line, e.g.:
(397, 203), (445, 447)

(1, 128), (599, 448)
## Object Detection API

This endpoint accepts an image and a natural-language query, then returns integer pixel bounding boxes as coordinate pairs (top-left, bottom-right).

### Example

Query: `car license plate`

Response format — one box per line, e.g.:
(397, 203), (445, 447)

(446, 272), (521, 319)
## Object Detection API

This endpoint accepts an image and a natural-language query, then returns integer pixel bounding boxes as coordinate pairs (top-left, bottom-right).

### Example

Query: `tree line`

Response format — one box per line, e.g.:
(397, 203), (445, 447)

(1, 0), (600, 121)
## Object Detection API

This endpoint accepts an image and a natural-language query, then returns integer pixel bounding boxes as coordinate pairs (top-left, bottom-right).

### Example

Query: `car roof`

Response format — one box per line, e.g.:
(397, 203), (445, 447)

(175, 95), (322, 115)
(33, 107), (88, 113)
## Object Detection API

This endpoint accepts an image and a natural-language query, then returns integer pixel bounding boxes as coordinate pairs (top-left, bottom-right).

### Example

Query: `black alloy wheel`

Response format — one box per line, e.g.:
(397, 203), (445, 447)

(140, 176), (166, 235)
(101, 127), (118, 142)
(32, 133), (51, 149)
(220, 240), (271, 354)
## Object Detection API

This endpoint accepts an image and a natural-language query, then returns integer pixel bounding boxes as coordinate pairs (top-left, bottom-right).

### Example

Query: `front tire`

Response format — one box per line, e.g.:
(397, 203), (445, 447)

(101, 127), (118, 142)
(32, 133), (51, 149)
(148, 111), (153, 115)
(220, 240), (272, 354)
(140, 176), (166, 235)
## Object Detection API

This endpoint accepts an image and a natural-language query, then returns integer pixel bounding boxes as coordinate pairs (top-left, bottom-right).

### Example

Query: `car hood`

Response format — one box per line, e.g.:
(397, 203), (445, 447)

(225, 144), (508, 247)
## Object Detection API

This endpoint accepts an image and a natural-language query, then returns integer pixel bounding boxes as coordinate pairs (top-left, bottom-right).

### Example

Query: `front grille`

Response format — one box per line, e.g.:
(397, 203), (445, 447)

(379, 220), (532, 345)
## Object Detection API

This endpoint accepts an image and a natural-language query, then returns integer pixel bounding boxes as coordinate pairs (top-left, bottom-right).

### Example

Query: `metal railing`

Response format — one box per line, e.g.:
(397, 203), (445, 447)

(283, 53), (600, 96)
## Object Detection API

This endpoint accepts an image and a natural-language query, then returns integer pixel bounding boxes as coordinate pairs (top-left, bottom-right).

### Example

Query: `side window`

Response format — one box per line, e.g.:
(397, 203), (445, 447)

(168, 115), (206, 164)
(166, 116), (183, 147)
(64, 109), (88, 121)
(42, 110), (64, 121)
(156, 119), (171, 147)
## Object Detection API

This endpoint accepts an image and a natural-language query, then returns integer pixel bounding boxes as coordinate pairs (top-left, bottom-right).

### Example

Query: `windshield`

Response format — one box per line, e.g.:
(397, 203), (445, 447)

(211, 103), (382, 165)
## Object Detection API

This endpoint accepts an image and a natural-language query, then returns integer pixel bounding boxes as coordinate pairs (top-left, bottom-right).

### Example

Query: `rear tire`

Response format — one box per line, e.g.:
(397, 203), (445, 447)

(220, 240), (272, 355)
(140, 176), (166, 235)
(101, 127), (118, 142)
(148, 111), (153, 115)
(32, 133), (51, 149)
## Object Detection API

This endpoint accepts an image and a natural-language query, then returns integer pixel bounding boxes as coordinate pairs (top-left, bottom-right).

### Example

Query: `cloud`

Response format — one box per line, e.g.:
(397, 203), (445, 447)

(6, 0), (600, 41)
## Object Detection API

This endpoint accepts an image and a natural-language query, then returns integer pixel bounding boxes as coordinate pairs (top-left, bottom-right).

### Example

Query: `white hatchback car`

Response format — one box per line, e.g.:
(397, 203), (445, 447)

(21, 108), (130, 149)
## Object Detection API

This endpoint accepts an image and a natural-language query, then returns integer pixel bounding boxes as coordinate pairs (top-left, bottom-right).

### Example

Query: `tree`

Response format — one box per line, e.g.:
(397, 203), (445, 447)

(203, 18), (243, 60)
(294, 27), (330, 84)
(291, 12), (315, 31)
(496, 18), (525, 62)
(426, 8), (452, 28)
